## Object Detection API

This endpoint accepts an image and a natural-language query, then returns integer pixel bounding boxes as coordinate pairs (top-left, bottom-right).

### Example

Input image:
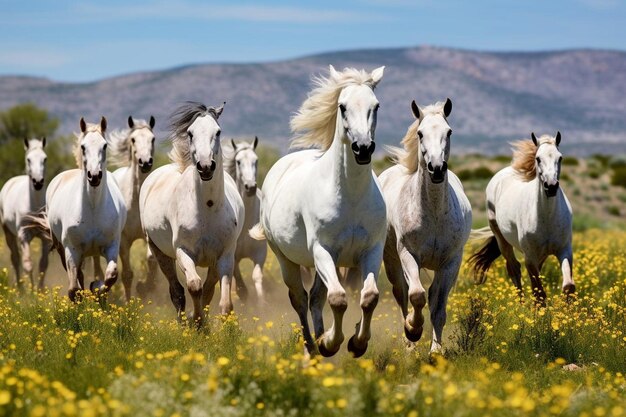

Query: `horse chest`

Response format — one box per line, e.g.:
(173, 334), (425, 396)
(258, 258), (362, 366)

(175, 207), (238, 261)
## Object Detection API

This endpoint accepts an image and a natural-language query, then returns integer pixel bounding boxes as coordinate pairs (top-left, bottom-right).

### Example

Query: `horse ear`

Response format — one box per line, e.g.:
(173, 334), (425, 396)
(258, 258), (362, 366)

(24, 137), (29, 150)
(231, 139), (237, 150)
(80, 117), (87, 133)
(555, 131), (561, 146)
(127, 116), (134, 129)
(411, 100), (422, 120)
(329, 65), (340, 81)
(215, 102), (225, 119)
(531, 132), (538, 146)
(443, 98), (452, 118)
(100, 116), (107, 132)
(41, 137), (46, 148)
(149, 115), (156, 129)
(253, 136), (259, 150)
(371, 66), (385, 87)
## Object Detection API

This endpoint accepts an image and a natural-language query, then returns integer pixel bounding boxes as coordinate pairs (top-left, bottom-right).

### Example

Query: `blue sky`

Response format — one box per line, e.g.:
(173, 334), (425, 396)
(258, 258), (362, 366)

(0, 0), (624, 82)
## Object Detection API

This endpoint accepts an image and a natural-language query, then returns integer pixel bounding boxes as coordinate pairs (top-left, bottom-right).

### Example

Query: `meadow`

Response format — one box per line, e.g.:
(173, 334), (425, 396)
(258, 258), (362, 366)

(0, 153), (625, 417)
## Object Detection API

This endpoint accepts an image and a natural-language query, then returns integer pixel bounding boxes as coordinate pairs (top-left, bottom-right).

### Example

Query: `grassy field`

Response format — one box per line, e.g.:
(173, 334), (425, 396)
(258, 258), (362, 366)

(1, 152), (626, 417)
(0, 227), (625, 417)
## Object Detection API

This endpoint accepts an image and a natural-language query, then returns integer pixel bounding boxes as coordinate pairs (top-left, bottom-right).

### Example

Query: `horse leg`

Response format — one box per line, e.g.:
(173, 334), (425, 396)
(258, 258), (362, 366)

(37, 238), (50, 290)
(347, 245), (382, 358)
(119, 238), (134, 302)
(102, 244), (120, 299)
(272, 243), (315, 354)
(137, 243), (158, 298)
(148, 239), (185, 320)
(557, 248), (575, 296)
(17, 228), (34, 288)
(3, 226), (22, 289)
(383, 234), (408, 316)
(428, 259), (462, 354)
(216, 253), (235, 315)
(399, 245), (426, 342)
(65, 247), (83, 302)
(343, 267), (362, 293)
(92, 255), (104, 285)
(232, 261), (249, 303)
(309, 272), (327, 340)
(175, 248), (204, 325)
(251, 250), (266, 305)
(313, 243), (346, 357)
(525, 260), (546, 306)
(202, 262), (218, 309)
(490, 219), (522, 295)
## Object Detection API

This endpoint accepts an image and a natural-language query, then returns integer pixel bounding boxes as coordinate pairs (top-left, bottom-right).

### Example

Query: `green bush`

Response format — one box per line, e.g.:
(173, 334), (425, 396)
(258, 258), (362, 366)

(610, 166), (626, 188)
(457, 166), (494, 181)
(607, 206), (621, 216)
(562, 156), (579, 166)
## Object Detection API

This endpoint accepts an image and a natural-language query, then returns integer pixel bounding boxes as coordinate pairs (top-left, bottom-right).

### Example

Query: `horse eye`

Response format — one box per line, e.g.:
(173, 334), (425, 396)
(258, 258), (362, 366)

(536, 157), (541, 164)
(131, 138), (135, 144)
(151, 137), (156, 143)
(417, 131), (423, 139)
(339, 104), (347, 114)
(558, 156), (563, 163)
(237, 160), (241, 165)
(188, 131), (193, 140)
(216, 130), (221, 138)
(374, 103), (380, 112)
(81, 145), (86, 152)
(447, 130), (452, 137)
(103, 144), (107, 150)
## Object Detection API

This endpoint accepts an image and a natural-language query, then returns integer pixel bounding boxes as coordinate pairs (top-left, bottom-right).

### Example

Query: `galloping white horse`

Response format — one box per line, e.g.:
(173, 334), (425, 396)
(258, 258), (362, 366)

(380, 99), (472, 354)
(94, 116), (158, 301)
(469, 132), (574, 304)
(250, 66), (387, 357)
(140, 102), (243, 325)
(0, 138), (50, 289)
(43, 118), (126, 300)
(223, 137), (267, 304)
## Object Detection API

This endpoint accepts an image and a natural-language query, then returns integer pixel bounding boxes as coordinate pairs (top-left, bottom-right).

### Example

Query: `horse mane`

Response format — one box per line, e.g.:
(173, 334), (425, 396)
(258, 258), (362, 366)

(387, 102), (449, 173)
(511, 135), (556, 181)
(107, 119), (152, 167)
(290, 67), (379, 151)
(168, 102), (221, 172)
(73, 122), (104, 168)
(223, 140), (255, 180)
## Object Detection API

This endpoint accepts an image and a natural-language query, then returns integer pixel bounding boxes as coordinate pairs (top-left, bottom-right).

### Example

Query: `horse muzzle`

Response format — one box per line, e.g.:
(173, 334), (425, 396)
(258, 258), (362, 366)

(32, 179), (44, 191)
(87, 170), (102, 187)
(139, 158), (153, 173)
(197, 160), (217, 181)
(544, 181), (559, 197)
(244, 183), (257, 197)
(351, 141), (375, 165)
(427, 161), (448, 184)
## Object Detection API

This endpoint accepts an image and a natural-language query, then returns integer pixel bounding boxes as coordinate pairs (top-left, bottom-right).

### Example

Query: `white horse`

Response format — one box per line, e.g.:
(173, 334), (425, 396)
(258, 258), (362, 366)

(92, 116), (158, 301)
(223, 137), (267, 304)
(139, 102), (243, 325)
(250, 66), (387, 357)
(41, 118), (126, 300)
(469, 132), (574, 304)
(0, 137), (50, 289)
(379, 99), (472, 354)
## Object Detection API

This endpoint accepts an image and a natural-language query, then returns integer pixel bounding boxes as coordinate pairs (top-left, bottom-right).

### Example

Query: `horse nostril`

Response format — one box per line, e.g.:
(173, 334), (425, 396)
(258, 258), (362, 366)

(209, 160), (216, 171)
(98, 171), (103, 179)
(368, 142), (376, 154)
(148, 158), (153, 165)
(442, 161), (448, 172)
(87, 171), (92, 179)
(196, 161), (204, 171)
(427, 162), (434, 172)
(351, 142), (360, 154)
(138, 158), (143, 165)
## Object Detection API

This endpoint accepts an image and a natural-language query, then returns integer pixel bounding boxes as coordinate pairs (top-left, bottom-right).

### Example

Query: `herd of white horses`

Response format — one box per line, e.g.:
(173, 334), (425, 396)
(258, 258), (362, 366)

(0, 66), (574, 357)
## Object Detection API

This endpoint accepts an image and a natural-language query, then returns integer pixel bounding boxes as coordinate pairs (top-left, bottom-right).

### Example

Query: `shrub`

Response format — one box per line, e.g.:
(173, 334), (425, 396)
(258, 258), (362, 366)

(562, 156), (579, 166)
(610, 166), (626, 188)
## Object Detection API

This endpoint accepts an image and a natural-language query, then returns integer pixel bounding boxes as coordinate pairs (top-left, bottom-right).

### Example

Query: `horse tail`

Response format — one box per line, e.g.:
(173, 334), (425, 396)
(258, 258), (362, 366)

(248, 223), (266, 241)
(469, 226), (493, 241)
(22, 209), (53, 245)
(467, 235), (500, 284)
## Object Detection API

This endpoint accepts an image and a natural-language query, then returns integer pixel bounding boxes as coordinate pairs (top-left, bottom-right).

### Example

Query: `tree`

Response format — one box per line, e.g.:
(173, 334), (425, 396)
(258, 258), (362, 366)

(0, 103), (59, 143)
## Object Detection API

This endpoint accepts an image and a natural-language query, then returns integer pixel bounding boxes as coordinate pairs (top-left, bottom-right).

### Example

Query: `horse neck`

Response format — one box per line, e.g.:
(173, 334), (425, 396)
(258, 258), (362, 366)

(128, 156), (148, 200)
(27, 181), (45, 210)
(82, 170), (107, 208)
(415, 159), (448, 210)
(242, 189), (260, 224)
(193, 157), (226, 206)
(534, 177), (558, 215)
(320, 120), (373, 199)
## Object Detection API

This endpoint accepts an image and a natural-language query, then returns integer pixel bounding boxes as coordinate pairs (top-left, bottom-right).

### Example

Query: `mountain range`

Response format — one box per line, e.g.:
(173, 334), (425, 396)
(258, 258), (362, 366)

(1, 46), (625, 155)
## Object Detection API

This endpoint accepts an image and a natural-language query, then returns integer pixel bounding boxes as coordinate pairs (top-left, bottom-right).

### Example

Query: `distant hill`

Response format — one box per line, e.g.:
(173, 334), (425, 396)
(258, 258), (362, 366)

(1, 46), (625, 155)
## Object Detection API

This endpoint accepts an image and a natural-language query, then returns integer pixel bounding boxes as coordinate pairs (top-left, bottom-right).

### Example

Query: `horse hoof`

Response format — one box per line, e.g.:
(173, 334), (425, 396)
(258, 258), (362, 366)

(347, 336), (367, 358)
(90, 280), (106, 293)
(563, 283), (576, 295)
(317, 341), (340, 358)
(404, 325), (423, 342)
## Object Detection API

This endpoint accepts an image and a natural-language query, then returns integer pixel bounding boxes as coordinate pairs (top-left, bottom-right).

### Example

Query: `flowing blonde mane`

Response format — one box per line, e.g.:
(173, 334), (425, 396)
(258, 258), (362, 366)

(107, 119), (152, 167)
(73, 123), (104, 168)
(511, 135), (556, 181)
(168, 102), (221, 172)
(290, 67), (379, 151)
(388, 102), (449, 173)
